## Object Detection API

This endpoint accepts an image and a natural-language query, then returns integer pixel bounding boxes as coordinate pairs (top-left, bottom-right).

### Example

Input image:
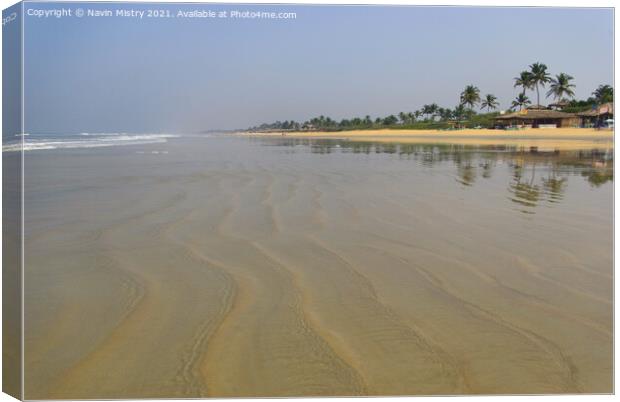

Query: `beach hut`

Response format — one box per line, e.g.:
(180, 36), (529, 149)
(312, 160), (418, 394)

(494, 109), (580, 129)
(577, 102), (614, 128)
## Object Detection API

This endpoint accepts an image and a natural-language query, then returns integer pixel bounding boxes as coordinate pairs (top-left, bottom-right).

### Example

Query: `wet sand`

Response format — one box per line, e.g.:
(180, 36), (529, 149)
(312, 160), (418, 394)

(23, 136), (612, 398)
(242, 128), (613, 151)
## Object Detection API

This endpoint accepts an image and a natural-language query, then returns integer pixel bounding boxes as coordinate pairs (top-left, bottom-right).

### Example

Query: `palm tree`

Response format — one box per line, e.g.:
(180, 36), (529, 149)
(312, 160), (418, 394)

(514, 71), (534, 96)
(383, 115), (398, 125)
(428, 103), (439, 120)
(460, 85), (481, 111)
(546, 73), (575, 103)
(453, 104), (467, 121)
(440, 108), (453, 121)
(592, 84), (613, 104)
(398, 112), (408, 125)
(511, 93), (531, 111)
(481, 94), (499, 112)
(437, 107), (445, 120)
(421, 104), (433, 120)
(529, 62), (551, 106)
(406, 112), (415, 124)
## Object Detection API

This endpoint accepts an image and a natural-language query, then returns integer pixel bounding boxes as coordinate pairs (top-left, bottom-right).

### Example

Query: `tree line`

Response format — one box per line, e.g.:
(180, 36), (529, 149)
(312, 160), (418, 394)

(249, 62), (613, 131)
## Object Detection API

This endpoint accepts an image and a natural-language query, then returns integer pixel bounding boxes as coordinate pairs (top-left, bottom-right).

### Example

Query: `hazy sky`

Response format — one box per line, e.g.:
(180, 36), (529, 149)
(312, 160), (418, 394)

(23, 3), (613, 133)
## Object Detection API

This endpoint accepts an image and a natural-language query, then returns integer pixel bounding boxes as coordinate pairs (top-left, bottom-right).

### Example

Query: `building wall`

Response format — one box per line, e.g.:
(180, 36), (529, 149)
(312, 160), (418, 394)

(559, 117), (581, 127)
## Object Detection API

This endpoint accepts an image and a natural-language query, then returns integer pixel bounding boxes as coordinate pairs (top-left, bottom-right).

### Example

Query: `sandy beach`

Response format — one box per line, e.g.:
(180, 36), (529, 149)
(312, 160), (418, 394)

(22, 135), (612, 398)
(11, 2), (614, 399)
(241, 128), (613, 151)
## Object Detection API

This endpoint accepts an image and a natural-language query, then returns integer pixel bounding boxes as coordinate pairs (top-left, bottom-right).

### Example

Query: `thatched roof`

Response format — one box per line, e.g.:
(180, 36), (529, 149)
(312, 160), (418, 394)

(526, 104), (548, 110)
(578, 109), (599, 117)
(549, 101), (570, 107)
(577, 102), (614, 117)
(495, 110), (576, 120)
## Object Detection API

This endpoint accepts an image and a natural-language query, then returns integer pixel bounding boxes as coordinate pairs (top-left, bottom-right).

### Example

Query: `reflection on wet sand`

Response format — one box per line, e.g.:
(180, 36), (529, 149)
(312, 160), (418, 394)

(24, 136), (612, 398)
(259, 137), (612, 214)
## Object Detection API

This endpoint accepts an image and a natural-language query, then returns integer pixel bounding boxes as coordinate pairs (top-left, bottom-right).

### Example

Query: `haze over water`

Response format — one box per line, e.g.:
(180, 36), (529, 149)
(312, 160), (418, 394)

(22, 134), (612, 398)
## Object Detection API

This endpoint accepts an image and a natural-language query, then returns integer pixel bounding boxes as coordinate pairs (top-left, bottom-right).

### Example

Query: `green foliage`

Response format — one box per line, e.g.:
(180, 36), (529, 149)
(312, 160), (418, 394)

(460, 85), (481, 110)
(514, 71), (534, 95)
(247, 62), (613, 133)
(592, 85), (613, 104)
(249, 120), (302, 131)
(481, 94), (499, 111)
(561, 99), (597, 113)
(546, 73), (576, 102)
(511, 93), (531, 111)
(465, 112), (500, 128)
(529, 62), (551, 105)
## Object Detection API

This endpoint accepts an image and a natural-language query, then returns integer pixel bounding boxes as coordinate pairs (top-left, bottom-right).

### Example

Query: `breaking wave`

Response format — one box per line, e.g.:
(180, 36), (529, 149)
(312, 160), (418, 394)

(2, 133), (179, 152)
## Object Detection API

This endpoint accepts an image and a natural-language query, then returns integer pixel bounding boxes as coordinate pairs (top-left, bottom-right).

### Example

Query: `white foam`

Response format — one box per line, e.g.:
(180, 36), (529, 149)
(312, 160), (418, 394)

(2, 133), (180, 152)
(2, 143), (23, 152)
(135, 150), (170, 155)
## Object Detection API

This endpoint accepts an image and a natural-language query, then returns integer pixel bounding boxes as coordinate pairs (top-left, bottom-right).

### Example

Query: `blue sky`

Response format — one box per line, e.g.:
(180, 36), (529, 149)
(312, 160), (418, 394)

(22, 3), (613, 132)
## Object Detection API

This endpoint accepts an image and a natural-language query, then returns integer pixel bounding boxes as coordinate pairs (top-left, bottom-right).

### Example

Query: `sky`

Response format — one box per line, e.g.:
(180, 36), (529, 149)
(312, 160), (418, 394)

(22, 3), (614, 133)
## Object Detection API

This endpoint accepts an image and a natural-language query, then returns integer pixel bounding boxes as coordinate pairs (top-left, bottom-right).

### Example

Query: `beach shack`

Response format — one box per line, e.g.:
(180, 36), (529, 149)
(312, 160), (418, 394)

(494, 109), (579, 129)
(577, 102), (614, 128)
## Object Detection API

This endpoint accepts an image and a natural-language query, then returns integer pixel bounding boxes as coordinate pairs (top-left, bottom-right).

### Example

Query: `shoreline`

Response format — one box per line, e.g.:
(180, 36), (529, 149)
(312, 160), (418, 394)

(238, 128), (614, 151)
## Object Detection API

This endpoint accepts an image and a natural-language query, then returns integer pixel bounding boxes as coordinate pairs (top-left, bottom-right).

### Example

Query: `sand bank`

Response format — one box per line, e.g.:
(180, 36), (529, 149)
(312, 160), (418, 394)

(240, 128), (613, 151)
